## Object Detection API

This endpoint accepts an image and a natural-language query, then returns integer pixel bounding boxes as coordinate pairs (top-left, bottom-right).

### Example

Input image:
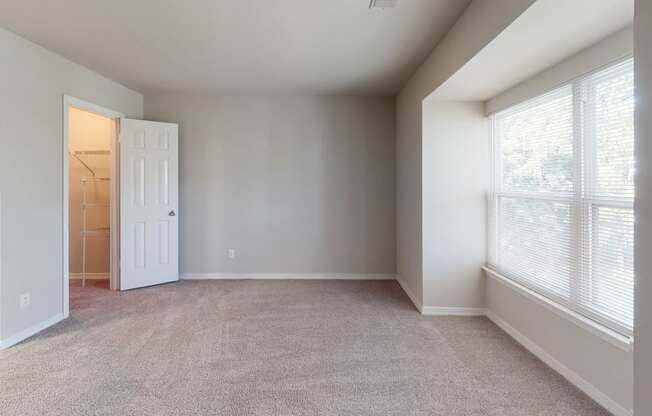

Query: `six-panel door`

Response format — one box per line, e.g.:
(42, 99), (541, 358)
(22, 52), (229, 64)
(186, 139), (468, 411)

(120, 119), (179, 290)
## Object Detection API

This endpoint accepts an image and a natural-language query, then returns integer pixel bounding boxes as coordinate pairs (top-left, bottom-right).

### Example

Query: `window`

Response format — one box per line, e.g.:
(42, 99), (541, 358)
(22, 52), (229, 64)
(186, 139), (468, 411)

(488, 58), (635, 337)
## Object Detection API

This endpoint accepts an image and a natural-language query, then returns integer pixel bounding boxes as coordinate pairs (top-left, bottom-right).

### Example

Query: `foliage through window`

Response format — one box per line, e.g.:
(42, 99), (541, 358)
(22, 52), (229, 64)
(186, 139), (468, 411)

(488, 58), (635, 337)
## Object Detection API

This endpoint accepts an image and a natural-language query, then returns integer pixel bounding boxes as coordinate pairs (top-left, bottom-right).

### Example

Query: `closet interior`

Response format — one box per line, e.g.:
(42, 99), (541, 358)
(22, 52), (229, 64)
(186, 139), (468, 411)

(68, 107), (113, 290)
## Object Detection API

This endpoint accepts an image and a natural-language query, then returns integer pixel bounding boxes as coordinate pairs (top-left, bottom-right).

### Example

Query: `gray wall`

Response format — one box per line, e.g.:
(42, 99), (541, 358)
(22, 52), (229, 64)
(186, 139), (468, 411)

(396, 0), (534, 307)
(144, 95), (396, 275)
(0, 27), (142, 343)
(486, 278), (633, 411)
(422, 101), (488, 309)
(634, 0), (652, 413)
(484, 25), (635, 413)
(487, 25), (633, 115)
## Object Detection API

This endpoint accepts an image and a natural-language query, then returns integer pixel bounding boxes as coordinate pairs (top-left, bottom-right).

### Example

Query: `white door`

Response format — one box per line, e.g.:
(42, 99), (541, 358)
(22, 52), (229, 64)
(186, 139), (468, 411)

(119, 119), (179, 290)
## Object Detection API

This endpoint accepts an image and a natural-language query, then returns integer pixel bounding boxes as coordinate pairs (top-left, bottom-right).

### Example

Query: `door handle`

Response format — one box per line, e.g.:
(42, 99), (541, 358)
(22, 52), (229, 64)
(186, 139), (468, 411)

(169, 210), (176, 217)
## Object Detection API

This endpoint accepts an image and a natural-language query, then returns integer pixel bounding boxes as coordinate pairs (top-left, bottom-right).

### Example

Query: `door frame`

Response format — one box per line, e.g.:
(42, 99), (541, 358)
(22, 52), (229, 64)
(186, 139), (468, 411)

(62, 95), (124, 318)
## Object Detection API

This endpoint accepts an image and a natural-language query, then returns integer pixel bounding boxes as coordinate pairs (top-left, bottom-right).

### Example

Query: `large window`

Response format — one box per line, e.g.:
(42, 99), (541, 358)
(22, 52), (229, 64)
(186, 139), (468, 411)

(488, 58), (635, 337)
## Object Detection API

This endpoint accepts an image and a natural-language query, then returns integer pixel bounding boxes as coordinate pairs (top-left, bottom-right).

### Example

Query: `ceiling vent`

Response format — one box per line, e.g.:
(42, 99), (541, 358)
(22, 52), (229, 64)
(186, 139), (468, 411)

(369, 0), (397, 9)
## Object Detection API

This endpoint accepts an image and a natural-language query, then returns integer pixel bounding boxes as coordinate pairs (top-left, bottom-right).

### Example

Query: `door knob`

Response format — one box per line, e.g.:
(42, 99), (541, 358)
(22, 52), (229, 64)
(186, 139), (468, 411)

(169, 210), (176, 217)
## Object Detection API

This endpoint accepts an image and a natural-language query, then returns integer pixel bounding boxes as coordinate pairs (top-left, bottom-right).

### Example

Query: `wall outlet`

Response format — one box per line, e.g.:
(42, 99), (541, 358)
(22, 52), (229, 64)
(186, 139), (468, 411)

(19, 293), (30, 309)
(228, 249), (236, 259)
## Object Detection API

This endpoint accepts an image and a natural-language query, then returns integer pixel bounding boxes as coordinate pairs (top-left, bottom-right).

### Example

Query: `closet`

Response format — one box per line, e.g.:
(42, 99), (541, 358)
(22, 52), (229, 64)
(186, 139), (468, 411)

(68, 108), (113, 289)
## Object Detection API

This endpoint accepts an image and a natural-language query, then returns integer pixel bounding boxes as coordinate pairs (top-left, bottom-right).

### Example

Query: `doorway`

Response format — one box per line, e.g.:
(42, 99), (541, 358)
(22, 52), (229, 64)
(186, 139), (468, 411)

(62, 96), (180, 318)
(63, 96), (123, 318)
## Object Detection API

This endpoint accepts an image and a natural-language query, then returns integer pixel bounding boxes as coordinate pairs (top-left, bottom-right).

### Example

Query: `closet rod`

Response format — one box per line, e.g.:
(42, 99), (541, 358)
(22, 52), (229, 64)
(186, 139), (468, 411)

(74, 150), (110, 155)
(81, 177), (110, 183)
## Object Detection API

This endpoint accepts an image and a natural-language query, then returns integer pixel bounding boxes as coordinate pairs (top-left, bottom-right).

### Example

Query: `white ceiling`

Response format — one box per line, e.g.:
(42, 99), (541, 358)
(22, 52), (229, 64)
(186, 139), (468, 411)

(430, 0), (634, 101)
(0, 0), (471, 96)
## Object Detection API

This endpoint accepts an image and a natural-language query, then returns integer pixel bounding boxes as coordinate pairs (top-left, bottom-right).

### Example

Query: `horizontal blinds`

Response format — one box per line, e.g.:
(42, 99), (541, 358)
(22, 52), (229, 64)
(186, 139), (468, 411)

(584, 59), (635, 201)
(497, 85), (575, 195)
(497, 197), (573, 300)
(489, 57), (635, 336)
(578, 58), (635, 334)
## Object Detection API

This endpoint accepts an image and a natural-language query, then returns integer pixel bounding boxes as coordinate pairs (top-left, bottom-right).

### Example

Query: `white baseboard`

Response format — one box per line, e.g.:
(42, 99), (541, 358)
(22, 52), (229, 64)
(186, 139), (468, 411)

(181, 273), (396, 281)
(69, 273), (109, 280)
(0, 275), (629, 416)
(485, 309), (632, 416)
(422, 306), (486, 316)
(0, 313), (65, 351)
(396, 276), (422, 312)
(395, 276), (484, 316)
(394, 274), (632, 415)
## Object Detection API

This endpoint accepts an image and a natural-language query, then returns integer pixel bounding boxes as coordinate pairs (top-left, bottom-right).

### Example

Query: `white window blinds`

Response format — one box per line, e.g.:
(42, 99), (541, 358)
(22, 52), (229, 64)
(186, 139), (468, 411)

(488, 58), (635, 337)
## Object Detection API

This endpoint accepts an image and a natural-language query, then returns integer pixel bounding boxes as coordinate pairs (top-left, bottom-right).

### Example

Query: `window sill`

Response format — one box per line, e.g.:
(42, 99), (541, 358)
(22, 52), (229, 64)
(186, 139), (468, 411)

(482, 266), (633, 352)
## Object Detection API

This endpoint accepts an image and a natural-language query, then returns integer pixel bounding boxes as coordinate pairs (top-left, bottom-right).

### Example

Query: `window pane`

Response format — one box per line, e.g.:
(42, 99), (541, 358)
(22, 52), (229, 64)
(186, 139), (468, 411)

(588, 60), (635, 199)
(491, 58), (635, 335)
(498, 197), (573, 299)
(582, 205), (634, 329)
(497, 86), (574, 194)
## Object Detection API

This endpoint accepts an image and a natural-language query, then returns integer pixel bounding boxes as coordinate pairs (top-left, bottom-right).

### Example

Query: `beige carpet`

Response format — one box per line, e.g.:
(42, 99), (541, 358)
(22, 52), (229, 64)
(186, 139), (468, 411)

(0, 280), (610, 415)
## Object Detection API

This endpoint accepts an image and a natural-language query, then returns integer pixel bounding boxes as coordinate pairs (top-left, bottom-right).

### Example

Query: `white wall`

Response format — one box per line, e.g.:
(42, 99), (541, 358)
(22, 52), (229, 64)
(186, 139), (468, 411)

(144, 94), (396, 276)
(483, 24), (635, 415)
(486, 278), (633, 413)
(487, 24), (633, 114)
(0, 27), (142, 344)
(421, 101), (488, 311)
(396, 0), (535, 307)
(634, 0), (652, 414)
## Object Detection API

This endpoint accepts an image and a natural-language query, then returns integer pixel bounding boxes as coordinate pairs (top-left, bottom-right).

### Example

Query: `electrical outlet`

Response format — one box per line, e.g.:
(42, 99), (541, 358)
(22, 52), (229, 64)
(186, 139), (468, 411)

(228, 249), (236, 259)
(19, 293), (30, 309)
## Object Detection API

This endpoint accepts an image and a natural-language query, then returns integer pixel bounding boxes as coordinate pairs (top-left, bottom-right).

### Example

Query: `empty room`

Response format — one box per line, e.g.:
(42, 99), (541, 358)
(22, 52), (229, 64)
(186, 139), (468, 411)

(1, 0), (652, 415)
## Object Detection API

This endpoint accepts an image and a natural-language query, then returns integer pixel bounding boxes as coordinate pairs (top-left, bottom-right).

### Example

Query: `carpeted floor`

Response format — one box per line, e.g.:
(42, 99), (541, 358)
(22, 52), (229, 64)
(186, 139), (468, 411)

(0, 280), (610, 415)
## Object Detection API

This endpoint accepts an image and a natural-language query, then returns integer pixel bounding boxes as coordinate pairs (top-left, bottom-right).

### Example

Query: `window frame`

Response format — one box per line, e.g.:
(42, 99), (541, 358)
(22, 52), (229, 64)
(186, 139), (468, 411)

(488, 56), (635, 339)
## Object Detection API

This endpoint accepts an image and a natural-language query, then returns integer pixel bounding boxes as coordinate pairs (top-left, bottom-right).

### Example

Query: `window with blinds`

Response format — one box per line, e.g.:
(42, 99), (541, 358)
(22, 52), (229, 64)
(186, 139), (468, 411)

(488, 57), (635, 337)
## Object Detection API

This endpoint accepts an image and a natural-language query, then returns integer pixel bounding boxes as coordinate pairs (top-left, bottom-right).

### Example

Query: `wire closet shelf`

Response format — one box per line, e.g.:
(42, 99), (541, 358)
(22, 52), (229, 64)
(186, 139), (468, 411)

(71, 150), (110, 287)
